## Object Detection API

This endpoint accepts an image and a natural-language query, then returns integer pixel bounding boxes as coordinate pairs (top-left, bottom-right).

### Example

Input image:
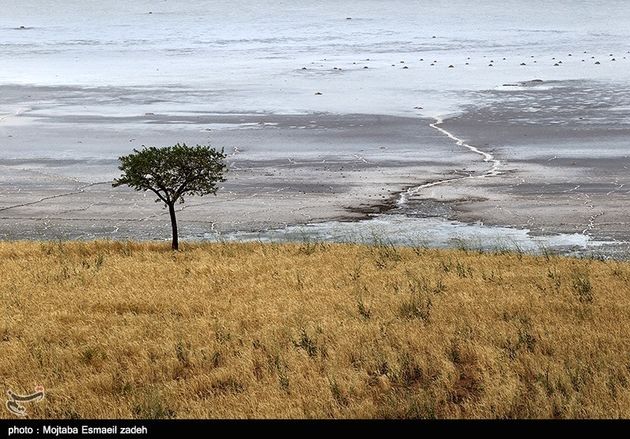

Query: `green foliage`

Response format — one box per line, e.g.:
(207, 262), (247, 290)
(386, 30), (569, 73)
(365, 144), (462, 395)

(113, 143), (227, 249)
(112, 143), (227, 206)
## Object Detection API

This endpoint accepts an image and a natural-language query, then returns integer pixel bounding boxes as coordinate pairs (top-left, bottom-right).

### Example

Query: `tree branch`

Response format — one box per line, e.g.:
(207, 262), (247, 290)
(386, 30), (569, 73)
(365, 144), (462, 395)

(149, 187), (168, 204)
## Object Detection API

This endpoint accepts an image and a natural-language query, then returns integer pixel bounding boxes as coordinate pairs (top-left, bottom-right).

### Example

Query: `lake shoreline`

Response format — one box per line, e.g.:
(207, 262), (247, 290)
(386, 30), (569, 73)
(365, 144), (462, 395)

(1, 81), (630, 258)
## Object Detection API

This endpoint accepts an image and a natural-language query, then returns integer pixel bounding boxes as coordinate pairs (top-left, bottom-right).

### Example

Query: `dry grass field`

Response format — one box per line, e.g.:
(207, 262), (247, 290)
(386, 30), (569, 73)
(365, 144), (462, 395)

(1, 240), (630, 419)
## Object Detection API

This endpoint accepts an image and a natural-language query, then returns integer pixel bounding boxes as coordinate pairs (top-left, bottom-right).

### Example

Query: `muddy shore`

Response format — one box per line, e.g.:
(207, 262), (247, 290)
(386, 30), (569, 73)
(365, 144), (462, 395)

(1, 80), (629, 258)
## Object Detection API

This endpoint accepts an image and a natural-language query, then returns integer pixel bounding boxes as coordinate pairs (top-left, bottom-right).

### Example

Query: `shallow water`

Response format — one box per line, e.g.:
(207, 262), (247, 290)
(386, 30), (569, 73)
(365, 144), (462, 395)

(2, 0), (630, 117)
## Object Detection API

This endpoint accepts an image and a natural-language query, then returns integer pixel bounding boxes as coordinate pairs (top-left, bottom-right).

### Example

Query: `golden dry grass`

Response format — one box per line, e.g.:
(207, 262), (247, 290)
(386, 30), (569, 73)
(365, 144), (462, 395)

(1, 240), (630, 419)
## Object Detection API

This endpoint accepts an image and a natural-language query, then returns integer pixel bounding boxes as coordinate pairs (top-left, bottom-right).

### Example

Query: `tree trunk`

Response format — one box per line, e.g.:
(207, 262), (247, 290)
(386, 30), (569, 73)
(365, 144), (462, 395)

(168, 203), (179, 251)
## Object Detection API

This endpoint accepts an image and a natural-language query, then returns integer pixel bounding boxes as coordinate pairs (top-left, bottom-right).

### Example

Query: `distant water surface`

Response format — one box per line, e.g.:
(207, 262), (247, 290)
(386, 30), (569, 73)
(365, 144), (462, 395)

(2, 0), (629, 115)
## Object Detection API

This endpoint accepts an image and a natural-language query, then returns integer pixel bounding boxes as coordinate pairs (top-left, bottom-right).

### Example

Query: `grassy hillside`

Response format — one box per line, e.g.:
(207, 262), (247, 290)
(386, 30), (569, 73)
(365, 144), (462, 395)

(1, 241), (630, 419)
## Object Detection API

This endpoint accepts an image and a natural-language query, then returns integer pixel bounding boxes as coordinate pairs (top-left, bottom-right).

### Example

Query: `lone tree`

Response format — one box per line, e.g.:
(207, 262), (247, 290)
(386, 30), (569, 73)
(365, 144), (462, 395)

(113, 144), (227, 250)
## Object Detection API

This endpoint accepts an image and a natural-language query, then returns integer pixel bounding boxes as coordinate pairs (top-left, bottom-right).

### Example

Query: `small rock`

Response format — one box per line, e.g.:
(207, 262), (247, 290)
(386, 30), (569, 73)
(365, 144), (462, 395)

(595, 61), (600, 64)
(448, 64), (454, 68)
(402, 66), (408, 69)
(520, 62), (526, 66)
(363, 66), (368, 69)
(314, 92), (323, 95)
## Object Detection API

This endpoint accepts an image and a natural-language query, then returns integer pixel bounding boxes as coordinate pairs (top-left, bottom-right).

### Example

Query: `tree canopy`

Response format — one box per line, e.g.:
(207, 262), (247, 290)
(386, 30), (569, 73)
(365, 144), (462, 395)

(113, 143), (227, 204)
(113, 144), (227, 249)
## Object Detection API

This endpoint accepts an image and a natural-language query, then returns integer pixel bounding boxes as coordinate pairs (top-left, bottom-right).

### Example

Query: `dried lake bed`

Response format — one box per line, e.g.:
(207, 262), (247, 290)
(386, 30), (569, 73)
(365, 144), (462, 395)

(1, 1), (630, 257)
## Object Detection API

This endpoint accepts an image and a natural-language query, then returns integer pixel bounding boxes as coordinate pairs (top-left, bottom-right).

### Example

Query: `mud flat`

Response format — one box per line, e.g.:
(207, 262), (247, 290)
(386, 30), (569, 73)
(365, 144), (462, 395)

(402, 80), (630, 256)
(2, 79), (630, 258)
(0, 85), (481, 240)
